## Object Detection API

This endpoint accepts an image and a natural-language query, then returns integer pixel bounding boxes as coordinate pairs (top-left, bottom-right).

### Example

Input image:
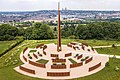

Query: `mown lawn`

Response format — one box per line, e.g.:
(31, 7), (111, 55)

(0, 39), (120, 80)
(68, 58), (77, 64)
(77, 58), (120, 80)
(37, 59), (49, 64)
(0, 41), (18, 55)
(96, 46), (120, 56)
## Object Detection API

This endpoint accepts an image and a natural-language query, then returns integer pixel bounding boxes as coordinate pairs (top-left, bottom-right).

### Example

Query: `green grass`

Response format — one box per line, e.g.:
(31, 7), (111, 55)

(96, 46), (120, 56)
(29, 50), (37, 53)
(37, 59), (49, 64)
(0, 39), (120, 80)
(76, 58), (120, 80)
(68, 58), (77, 64)
(0, 41), (17, 54)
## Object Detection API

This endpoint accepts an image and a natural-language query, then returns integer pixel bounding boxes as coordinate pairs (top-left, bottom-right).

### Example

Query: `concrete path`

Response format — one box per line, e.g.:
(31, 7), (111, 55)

(93, 44), (120, 48)
(100, 54), (120, 59)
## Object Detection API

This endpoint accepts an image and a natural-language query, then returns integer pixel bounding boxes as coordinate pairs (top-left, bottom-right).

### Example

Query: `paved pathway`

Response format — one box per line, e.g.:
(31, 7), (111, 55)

(93, 44), (120, 48)
(100, 54), (120, 59)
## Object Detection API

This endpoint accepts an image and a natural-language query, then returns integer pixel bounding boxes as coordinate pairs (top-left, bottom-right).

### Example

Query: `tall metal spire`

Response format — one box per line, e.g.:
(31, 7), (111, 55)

(57, 2), (62, 52)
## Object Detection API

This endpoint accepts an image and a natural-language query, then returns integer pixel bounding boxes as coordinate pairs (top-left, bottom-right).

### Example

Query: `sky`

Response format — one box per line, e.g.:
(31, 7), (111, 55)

(0, 0), (120, 11)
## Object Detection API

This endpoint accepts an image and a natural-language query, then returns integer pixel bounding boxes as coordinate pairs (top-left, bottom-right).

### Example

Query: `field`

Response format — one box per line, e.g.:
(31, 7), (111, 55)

(0, 39), (120, 80)
(0, 40), (18, 55)
(0, 40), (18, 54)
(96, 47), (120, 56)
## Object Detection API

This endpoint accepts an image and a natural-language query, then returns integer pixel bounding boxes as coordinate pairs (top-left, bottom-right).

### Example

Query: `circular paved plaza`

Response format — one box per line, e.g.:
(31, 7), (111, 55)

(14, 42), (109, 79)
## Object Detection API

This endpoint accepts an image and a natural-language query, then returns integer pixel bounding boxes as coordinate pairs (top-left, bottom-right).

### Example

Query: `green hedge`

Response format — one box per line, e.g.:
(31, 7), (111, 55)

(0, 39), (24, 57)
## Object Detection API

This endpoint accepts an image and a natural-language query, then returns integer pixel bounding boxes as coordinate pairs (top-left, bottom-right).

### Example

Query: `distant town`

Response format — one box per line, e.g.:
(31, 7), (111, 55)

(0, 9), (120, 26)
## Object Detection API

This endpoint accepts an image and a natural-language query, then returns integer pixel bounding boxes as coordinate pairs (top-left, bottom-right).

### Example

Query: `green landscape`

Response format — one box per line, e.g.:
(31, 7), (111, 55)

(1, 0), (120, 79)
(1, 16), (120, 80)
(0, 39), (120, 80)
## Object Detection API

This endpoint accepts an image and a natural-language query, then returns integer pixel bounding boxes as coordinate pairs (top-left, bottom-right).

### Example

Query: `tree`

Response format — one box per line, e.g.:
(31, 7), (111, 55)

(24, 23), (54, 40)
(0, 24), (18, 41)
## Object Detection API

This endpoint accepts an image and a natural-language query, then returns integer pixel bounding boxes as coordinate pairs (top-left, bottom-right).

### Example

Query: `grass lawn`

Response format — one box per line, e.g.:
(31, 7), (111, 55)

(29, 50), (37, 53)
(0, 41), (17, 55)
(78, 58), (120, 80)
(37, 59), (49, 64)
(0, 39), (120, 80)
(96, 46), (120, 56)
(68, 58), (77, 64)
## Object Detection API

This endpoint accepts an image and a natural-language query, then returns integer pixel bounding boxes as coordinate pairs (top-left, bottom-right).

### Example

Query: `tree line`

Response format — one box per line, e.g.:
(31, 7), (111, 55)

(0, 22), (120, 41)
(61, 22), (120, 40)
(0, 23), (54, 41)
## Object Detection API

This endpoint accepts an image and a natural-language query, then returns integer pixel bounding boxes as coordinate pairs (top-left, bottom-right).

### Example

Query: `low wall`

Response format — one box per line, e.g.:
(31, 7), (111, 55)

(65, 53), (72, 57)
(52, 59), (66, 63)
(29, 60), (46, 68)
(89, 62), (101, 72)
(33, 53), (38, 59)
(19, 66), (35, 74)
(91, 47), (94, 51)
(36, 44), (44, 48)
(47, 72), (70, 76)
(73, 46), (76, 50)
(51, 54), (59, 57)
(70, 42), (77, 45)
(82, 45), (85, 50)
(43, 45), (47, 50)
(70, 62), (83, 68)
(82, 43), (88, 47)
(67, 44), (72, 48)
(85, 57), (93, 64)
(23, 55), (27, 62)
(51, 65), (66, 69)
(23, 47), (28, 54)
(43, 50), (46, 55)
(77, 54), (83, 60)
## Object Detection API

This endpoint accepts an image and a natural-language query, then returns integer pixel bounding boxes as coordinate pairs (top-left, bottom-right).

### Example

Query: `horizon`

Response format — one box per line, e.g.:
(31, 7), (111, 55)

(0, 9), (120, 12)
(0, 0), (120, 11)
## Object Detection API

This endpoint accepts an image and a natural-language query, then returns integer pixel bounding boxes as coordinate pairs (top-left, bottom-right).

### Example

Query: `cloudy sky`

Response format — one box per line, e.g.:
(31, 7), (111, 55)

(0, 0), (120, 11)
